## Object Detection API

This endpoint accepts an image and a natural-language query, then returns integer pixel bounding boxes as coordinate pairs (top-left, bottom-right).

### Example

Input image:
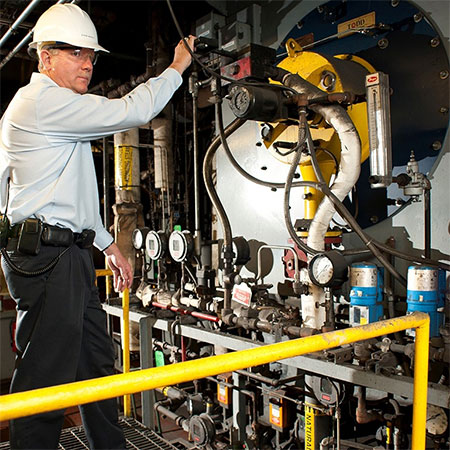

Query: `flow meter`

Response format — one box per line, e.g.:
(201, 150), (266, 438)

(145, 230), (167, 260)
(131, 227), (150, 250)
(168, 230), (194, 262)
(308, 250), (348, 288)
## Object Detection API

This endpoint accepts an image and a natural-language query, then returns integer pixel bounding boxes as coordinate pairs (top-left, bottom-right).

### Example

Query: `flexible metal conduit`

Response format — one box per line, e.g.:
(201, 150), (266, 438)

(0, 312), (429, 449)
(202, 113), (246, 312)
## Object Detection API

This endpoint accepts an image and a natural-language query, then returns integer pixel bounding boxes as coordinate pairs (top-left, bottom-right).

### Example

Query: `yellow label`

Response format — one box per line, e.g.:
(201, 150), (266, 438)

(305, 404), (315, 450)
(338, 11), (376, 38)
(114, 145), (133, 190)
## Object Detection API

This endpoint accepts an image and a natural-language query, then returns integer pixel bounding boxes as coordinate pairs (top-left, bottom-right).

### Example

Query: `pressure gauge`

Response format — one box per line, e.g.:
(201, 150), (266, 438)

(426, 405), (448, 437)
(232, 236), (251, 266)
(308, 250), (348, 288)
(145, 230), (167, 260)
(131, 227), (150, 250)
(168, 230), (194, 262)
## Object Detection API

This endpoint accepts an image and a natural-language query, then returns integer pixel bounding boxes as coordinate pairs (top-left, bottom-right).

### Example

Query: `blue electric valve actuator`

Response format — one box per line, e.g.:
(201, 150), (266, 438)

(406, 265), (444, 338)
(349, 263), (384, 326)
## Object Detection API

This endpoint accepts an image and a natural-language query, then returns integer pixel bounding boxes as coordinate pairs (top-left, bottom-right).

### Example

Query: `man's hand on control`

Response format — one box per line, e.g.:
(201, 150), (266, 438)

(103, 242), (133, 292)
(169, 35), (196, 75)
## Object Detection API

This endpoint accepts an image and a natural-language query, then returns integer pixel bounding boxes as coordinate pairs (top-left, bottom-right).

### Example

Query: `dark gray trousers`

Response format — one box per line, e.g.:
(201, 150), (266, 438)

(1, 239), (126, 449)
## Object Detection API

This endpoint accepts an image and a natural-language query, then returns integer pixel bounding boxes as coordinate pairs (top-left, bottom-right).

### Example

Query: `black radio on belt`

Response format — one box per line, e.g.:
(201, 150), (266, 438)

(17, 218), (43, 255)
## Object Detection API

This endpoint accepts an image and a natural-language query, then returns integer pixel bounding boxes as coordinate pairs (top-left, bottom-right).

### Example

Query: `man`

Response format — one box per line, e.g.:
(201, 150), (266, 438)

(0, 3), (194, 449)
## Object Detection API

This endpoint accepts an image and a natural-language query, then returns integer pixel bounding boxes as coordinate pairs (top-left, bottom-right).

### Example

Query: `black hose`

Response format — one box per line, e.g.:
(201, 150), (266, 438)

(307, 140), (407, 285)
(283, 110), (321, 256)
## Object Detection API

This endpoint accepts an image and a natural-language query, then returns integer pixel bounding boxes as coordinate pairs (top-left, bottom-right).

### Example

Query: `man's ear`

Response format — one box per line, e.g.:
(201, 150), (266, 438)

(39, 49), (52, 71)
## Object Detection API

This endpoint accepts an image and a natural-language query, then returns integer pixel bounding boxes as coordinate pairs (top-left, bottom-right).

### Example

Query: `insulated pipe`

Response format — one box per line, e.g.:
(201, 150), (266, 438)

(0, 312), (430, 450)
(282, 73), (362, 253)
(0, 0), (41, 49)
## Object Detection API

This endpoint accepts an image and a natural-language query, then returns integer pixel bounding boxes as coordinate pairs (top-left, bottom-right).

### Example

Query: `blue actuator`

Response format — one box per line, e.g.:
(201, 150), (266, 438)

(407, 266), (443, 338)
(349, 263), (384, 326)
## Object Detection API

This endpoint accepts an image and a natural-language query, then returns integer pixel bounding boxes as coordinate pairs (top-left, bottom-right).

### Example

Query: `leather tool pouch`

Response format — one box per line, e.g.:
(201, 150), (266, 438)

(42, 225), (74, 247)
(76, 229), (95, 249)
(17, 218), (43, 255)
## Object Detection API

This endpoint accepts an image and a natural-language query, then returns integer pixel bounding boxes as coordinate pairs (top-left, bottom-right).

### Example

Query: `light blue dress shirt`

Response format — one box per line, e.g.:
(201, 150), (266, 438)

(0, 68), (182, 250)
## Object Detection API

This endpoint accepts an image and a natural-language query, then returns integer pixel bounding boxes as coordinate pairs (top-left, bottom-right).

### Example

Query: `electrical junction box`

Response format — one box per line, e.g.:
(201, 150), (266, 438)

(195, 12), (225, 40)
(220, 43), (276, 82)
(219, 21), (251, 53)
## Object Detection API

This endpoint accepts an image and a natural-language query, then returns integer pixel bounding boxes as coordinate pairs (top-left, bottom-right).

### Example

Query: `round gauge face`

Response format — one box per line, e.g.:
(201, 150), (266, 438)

(132, 228), (148, 250)
(145, 231), (162, 260)
(169, 231), (190, 262)
(311, 255), (334, 286)
(426, 405), (448, 436)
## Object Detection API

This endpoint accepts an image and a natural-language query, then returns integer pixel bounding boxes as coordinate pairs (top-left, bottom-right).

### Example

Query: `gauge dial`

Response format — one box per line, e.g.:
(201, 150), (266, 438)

(311, 255), (334, 285)
(168, 230), (194, 262)
(308, 250), (348, 288)
(145, 230), (167, 260)
(132, 227), (150, 250)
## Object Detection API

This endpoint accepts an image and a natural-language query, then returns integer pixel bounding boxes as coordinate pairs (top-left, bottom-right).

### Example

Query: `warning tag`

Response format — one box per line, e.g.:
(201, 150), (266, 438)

(232, 282), (252, 306)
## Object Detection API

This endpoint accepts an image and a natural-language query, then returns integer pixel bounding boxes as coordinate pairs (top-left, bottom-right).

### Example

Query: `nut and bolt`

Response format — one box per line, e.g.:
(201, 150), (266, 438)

(378, 38), (389, 49)
(413, 12), (423, 23)
(430, 36), (440, 47)
(439, 107), (449, 114)
(439, 70), (449, 80)
(391, 0), (399, 6)
(432, 141), (442, 151)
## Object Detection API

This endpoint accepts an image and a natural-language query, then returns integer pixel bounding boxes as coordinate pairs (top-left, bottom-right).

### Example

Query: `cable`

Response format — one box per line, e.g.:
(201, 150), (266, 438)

(1, 245), (71, 277)
(165, 0), (298, 96)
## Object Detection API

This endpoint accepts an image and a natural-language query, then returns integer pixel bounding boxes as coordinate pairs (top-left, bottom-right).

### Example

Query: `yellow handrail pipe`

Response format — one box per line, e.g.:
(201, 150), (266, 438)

(121, 288), (131, 417)
(95, 270), (130, 416)
(0, 312), (429, 449)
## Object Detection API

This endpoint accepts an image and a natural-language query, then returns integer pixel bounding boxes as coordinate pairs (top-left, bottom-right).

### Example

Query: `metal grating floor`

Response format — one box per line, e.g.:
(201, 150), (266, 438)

(0, 417), (180, 450)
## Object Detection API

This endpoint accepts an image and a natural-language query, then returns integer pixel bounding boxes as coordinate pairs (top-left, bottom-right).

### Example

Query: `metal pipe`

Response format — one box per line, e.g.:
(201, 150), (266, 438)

(0, 0), (77, 71)
(151, 301), (220, 323)
(0, 312), (430, 450)
(122, 288), (131, 417)
(0, 0), (41, 49)
(424, 186), (431, 259)
(189, 72), (201, 255)
(256, 245), (299, 284)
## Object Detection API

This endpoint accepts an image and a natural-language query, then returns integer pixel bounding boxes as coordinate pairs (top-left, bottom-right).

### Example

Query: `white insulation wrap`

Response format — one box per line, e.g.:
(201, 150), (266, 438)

(283, 73), (361, 252)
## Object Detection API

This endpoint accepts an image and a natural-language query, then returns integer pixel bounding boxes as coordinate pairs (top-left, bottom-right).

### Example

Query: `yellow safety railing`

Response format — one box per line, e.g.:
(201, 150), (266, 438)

(0, 312), (429, 449)
(95, 270), (131, 417)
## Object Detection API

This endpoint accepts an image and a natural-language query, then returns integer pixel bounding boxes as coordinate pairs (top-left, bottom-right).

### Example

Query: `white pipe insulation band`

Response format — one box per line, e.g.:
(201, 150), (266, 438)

(282, 74), (361, 253)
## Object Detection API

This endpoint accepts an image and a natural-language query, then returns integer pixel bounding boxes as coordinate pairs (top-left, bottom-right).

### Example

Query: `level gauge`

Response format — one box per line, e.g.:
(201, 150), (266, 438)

(145, 230), (167, 260)
(132, 227), (150, 250)
(168, 230), (194, 262)
(308, 250), (348, 288)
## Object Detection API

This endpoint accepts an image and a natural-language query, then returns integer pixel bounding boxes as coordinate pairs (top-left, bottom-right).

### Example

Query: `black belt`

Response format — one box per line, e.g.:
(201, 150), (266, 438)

(10, 221), (95, 249)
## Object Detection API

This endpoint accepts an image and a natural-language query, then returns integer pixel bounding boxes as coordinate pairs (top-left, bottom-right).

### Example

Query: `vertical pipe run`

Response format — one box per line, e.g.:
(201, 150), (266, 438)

(122, 288), (131, 417)
(411, 317), (429, 449)
(424, 188), (431, 259)
(189, 72), (202, 256)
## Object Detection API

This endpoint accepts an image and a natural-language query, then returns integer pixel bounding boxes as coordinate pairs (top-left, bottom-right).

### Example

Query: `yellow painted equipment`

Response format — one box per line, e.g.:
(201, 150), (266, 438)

(266, 38), (375, 226)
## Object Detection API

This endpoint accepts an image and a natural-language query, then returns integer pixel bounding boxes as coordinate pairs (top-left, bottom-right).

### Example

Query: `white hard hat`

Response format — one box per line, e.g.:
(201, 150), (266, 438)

(29, 3), (109, 53)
